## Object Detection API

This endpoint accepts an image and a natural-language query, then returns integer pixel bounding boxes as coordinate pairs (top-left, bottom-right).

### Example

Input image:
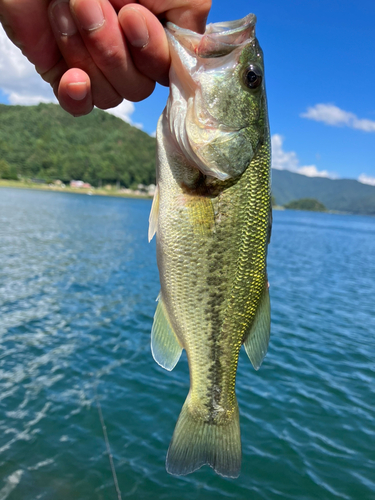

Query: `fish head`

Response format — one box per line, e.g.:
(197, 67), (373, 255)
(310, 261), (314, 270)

(166, 14), (269, 181)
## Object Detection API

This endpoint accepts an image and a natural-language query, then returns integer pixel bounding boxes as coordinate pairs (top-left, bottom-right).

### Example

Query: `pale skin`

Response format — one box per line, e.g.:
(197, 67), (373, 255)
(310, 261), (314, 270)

(0, 0), (211, 116)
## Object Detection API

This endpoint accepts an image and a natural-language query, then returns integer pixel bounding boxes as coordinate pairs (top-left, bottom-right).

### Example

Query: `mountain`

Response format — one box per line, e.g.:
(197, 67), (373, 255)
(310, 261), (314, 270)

(272, 169), (375, 215)
(1, 104), (375, 215)
(0, 103), (156, 188)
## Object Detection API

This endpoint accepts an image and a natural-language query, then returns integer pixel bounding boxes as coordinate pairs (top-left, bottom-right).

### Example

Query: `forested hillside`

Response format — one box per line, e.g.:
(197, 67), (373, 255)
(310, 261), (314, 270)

(1, 104), (375, 215)
(0, 103), (156, 188)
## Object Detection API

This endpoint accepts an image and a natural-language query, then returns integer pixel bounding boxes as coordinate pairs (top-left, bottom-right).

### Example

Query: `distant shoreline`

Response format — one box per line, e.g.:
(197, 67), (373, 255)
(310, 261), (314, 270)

(0, 180), (152, 200)
(2, 180), (372, 217)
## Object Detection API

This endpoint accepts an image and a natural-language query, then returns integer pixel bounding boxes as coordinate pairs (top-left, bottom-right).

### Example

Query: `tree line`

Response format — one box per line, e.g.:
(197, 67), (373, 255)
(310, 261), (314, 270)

(0, 103), (157, 188)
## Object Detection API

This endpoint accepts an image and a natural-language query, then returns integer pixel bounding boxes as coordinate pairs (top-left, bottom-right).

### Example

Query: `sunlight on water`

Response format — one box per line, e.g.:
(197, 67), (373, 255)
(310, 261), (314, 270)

(0, 188), (374, 499)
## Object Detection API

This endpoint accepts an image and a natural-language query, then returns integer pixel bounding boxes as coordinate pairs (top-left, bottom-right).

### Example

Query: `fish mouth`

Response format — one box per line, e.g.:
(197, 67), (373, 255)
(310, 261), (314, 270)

(166, 14), (256, 58)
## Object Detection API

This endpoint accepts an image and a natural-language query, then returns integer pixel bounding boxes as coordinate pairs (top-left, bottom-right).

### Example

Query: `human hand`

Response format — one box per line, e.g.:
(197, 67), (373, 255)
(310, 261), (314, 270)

(0, 0), (211, 117)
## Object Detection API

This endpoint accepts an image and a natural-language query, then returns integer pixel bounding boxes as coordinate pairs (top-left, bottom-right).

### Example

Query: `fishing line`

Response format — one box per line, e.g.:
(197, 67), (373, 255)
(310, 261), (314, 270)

(95, 385), (122, 500)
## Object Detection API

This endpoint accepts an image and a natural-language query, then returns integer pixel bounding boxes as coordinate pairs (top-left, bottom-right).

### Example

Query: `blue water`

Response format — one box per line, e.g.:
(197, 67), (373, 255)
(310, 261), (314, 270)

(0, 187), (374, 500)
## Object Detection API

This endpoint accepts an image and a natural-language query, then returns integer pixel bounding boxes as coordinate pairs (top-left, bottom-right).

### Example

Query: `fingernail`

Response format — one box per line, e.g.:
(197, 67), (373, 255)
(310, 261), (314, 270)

(124, 8), (149, 48)
(67, 82), (88, 100)
(73, 0), (105, 31)
(50, 0), (78, 36)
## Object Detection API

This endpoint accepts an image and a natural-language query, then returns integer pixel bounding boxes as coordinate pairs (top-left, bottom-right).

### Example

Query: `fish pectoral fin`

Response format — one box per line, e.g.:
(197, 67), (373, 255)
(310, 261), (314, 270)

(184, 195), (215, 236)
(148, 184), (159, 242)
(151, 295), (183, 371)
(243, 283), (271, 370)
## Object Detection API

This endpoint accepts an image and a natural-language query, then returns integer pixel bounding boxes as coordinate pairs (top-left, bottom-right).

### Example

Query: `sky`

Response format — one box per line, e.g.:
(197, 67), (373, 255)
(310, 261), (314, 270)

(0, 0), (374, 184)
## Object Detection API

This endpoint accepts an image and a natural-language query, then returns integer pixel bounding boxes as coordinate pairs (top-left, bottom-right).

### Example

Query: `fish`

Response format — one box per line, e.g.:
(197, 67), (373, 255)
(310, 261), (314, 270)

(148, 13), (271, 478)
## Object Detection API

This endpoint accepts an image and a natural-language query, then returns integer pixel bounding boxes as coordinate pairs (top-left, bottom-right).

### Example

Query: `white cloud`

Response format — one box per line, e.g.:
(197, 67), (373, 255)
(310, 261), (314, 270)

(301, 103), (375, 132)
(7, 92), (57, 105)
(104, 101), (142, 128)
(271, 134), (299, 171)
(271, 134), (336, 178)
(297, 165), (333, 178)
(0, 26), (57, 104)
(358, 174), (375, 186)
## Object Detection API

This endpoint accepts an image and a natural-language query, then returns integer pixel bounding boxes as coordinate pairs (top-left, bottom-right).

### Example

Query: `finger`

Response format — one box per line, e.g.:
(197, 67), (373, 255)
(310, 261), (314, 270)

(118, 4), (170, 86)
(109, 0), (211, 33)
(57, 68), (93, 116)
(0, 0), (60, 74)
(49, 0), (122, 109)
(39, 57), (69, 96)
(70, 0), (156, 102)
(41, 63), (94, 117)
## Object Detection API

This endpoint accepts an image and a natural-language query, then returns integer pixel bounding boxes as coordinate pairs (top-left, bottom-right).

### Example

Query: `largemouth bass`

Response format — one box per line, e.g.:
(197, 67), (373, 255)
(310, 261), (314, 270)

(149, 14), (271, 478)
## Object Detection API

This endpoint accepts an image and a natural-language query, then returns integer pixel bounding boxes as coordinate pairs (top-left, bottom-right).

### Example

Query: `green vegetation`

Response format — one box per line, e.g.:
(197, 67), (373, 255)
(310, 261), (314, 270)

(2, 104), (375, 214)
(284, 198), (327, 212)
(0, 159), (18, 180)
(0, 103), (156, 188)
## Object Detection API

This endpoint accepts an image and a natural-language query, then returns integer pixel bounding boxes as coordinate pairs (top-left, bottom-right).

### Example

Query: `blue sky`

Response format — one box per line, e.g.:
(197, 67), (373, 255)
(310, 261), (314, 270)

(0, 0), (374, 183)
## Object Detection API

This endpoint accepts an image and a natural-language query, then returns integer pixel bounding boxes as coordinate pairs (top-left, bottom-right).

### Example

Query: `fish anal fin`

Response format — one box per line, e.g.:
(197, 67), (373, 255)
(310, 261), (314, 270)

(151, 295), (182, 371)
(166, 397), (241, 478)
(148, 184), (159, 242)
(243, 284), (270, 370)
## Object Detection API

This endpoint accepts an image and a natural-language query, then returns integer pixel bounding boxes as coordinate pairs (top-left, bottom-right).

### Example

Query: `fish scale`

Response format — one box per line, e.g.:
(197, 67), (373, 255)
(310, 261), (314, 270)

(148, 14), (271, 478)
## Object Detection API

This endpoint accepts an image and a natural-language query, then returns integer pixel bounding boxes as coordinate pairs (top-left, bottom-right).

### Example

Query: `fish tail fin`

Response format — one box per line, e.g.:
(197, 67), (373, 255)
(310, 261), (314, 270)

(166, 396), (241, 478)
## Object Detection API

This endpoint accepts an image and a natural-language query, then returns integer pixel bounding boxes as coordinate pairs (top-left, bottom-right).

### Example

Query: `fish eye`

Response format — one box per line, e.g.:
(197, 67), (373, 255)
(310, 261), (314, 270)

(244, 65), (263, 89)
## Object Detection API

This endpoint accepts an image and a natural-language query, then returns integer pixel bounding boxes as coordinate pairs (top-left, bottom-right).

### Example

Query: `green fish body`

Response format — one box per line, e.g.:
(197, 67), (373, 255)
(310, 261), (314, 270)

(149, 14), (271, 478)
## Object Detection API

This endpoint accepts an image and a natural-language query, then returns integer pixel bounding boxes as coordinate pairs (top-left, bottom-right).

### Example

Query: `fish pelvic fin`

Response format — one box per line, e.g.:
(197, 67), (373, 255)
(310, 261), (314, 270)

(166, 396), (241, 478)
(151, 294), (183, 371)
(243, 283), (271, 370)
(148, 184), (159, 242)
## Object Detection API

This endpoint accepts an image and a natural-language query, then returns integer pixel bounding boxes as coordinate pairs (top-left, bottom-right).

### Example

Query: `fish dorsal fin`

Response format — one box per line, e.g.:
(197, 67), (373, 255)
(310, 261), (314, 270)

(148, 184), (159, 242)
(243, 284), (270, 370)
(151, 295), (183, 371)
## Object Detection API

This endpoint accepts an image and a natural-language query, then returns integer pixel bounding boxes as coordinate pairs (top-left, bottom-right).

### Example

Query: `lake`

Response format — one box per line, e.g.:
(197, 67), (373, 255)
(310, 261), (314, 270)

(0, 187), (374, 500)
